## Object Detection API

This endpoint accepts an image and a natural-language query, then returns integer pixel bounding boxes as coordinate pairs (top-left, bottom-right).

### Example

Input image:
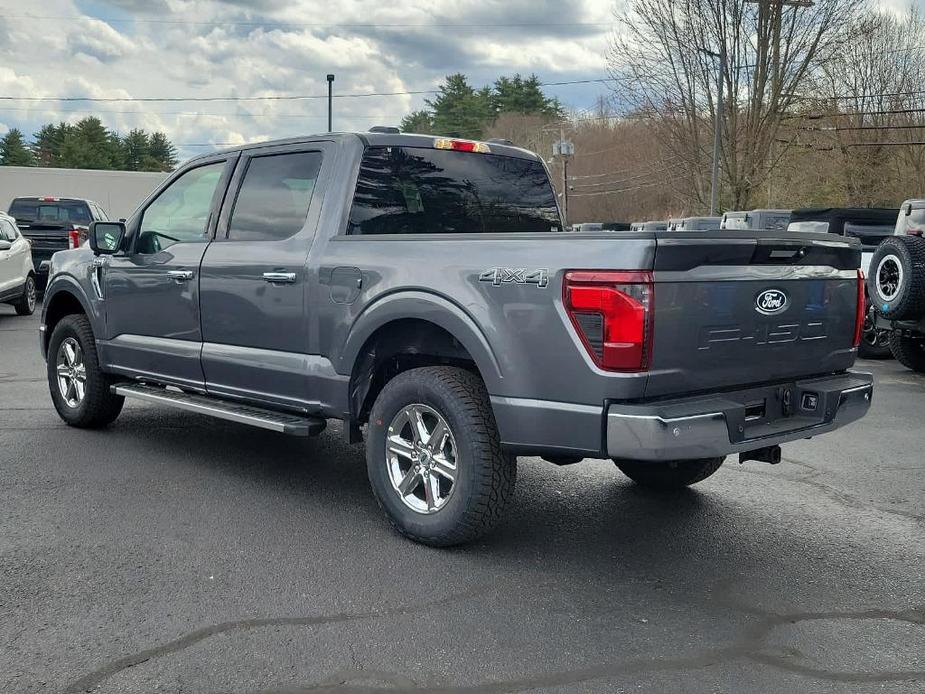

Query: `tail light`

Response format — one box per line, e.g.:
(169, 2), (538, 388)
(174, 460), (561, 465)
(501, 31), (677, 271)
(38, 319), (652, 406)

(67, 226), (85, 249)
(564, 271), (654, 371)
(854, 270), (865, 349)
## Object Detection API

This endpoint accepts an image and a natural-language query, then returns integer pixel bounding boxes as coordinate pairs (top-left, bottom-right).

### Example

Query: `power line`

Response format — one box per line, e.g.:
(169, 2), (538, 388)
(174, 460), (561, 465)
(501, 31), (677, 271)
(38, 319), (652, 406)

(570, 169), (629, 179)
(0, 14), (614, 29)
(797, 123), (925, 133)
(0, 106), (407, 119)
(0, 77), (616, 104)
(787, 106), (925, 120)
(792, 88), (925, 102)
(777, 138), (925, 150)
(569, 179), (668, 197)
(569, 169), (662, 188)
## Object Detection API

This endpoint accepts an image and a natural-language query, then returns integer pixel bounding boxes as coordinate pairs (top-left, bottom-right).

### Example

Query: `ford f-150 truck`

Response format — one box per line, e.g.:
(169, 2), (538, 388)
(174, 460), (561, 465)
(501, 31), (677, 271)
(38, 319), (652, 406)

(39, 131), (873, 546)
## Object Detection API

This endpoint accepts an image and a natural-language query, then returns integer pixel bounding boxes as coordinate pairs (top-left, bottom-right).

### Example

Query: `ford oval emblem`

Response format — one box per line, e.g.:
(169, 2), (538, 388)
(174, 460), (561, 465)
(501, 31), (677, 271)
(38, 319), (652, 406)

(756, 288), (789, 315)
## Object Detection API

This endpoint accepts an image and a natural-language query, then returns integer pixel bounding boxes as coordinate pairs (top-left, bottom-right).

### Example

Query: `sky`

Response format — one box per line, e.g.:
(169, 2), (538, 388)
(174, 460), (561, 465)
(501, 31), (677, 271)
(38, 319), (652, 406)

(0, 0), (919, 161)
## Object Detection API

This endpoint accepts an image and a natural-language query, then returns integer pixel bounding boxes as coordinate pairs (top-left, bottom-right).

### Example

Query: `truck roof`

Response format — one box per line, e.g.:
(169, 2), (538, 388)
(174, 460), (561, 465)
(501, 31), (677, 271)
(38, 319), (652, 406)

(187, 132), (544, 164)
(11, 196), (100, 204)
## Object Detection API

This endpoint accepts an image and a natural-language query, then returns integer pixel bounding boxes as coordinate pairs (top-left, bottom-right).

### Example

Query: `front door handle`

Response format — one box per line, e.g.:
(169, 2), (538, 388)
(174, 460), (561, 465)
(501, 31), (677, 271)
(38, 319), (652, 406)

(166, 270), (194, 282)
(263, 272), (297, 284)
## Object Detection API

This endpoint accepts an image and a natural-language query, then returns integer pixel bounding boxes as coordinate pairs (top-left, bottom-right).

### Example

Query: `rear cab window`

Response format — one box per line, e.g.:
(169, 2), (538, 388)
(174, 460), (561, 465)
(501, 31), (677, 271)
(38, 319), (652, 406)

(9, 199), (92, 227)
(347, 146), (561, 235)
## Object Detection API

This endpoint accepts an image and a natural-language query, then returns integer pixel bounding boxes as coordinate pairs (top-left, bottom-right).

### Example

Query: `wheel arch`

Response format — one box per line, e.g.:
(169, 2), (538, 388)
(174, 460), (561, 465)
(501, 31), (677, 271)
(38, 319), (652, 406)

(42, 281), (93, 357)
(341, 292), (503, 425)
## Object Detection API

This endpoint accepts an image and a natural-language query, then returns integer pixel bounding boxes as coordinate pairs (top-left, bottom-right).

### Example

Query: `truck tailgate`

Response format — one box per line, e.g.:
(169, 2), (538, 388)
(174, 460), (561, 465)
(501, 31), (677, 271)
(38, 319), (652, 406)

(18, 223), (71, 254)
(646, 232), (861, 398)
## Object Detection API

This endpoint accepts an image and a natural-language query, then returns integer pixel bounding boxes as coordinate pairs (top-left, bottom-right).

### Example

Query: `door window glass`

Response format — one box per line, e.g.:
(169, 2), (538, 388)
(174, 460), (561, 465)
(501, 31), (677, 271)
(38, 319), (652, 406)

(0, 220), (16, 240)
(138, 161), (225, 253)
(228, 151), (323, 242)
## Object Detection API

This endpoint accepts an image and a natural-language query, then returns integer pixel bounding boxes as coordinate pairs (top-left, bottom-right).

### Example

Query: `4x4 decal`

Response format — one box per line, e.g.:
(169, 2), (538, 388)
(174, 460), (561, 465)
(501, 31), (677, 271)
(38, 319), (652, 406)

(479, 267), (549, 288)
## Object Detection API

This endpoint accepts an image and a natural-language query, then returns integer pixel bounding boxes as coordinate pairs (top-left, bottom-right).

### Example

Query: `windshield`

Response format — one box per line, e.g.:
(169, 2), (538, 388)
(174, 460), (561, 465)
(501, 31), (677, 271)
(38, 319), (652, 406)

(348, 146), (561, 235)
(9, 199), (91, 226)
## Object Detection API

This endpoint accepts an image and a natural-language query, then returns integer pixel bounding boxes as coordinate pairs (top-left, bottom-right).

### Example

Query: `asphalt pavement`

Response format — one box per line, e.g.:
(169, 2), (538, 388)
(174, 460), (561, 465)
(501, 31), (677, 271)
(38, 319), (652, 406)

(1, 302), (924, 694)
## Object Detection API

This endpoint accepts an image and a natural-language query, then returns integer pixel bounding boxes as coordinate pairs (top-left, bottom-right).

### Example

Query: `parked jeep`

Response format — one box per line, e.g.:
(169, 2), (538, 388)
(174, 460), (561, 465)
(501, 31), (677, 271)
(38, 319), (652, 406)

(788, 208), (897, 359)
(868, 200), (925, 372)
(40, 131), (873, 545)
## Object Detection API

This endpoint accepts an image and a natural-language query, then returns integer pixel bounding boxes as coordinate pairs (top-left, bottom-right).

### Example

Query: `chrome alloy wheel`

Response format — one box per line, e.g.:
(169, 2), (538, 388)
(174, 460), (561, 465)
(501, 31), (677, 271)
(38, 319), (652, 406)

(876, 255), (903, 302)
(56, 337), (87, 408)
(386, 404), (458, 514)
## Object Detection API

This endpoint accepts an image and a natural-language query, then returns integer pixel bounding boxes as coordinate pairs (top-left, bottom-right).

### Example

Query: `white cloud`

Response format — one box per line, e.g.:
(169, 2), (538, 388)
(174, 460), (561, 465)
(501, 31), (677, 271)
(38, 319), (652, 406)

(0, 0), (617, 159)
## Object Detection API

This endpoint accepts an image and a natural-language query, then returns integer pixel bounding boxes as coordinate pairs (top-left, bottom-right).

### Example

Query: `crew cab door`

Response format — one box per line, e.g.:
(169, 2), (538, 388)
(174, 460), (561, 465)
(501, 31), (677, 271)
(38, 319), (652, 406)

(199, 142), (332, 409)
(99, 155), (236, 389)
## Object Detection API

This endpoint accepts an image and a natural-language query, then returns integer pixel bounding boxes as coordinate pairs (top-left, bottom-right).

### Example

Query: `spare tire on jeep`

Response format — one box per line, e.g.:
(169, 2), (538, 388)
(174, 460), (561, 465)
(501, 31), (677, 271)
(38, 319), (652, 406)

(867, 236), (925, 321)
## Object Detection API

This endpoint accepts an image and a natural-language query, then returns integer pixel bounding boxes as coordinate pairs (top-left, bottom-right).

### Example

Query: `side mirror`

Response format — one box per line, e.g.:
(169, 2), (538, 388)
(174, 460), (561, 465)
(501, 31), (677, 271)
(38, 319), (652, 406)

(88, 221), (126, 255)
(0, 240), (11, 251)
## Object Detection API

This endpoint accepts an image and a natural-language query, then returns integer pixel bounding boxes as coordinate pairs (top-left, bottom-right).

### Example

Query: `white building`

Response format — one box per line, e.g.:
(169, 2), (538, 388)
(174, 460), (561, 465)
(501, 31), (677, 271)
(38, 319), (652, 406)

(0, 166), (168, 220)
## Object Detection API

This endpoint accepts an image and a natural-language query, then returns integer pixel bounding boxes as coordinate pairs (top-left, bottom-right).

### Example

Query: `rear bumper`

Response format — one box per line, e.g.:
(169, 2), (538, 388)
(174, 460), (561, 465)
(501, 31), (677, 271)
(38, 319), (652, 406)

(606, 372), (873, 461)
(491, 371), (872, 460)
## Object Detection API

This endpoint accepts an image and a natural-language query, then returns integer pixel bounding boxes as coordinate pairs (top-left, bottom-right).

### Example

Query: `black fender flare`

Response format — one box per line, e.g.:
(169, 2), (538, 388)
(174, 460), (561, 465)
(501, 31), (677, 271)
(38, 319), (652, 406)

(338, 290), (504, 394)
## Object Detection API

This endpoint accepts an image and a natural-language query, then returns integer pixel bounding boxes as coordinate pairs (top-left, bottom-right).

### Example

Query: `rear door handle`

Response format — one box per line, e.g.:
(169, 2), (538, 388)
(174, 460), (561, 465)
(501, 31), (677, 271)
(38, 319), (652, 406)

(263, 272), (297, 284)
(166, 270), (194, 282)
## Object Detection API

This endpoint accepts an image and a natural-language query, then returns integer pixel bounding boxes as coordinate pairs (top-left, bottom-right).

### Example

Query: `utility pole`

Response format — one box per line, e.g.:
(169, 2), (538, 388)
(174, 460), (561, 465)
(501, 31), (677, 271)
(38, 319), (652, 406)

(699, 48), (725, 217)
(746, 0), (813, 210)
(326, 74), (335, 132)
(553, 126), (574, 228)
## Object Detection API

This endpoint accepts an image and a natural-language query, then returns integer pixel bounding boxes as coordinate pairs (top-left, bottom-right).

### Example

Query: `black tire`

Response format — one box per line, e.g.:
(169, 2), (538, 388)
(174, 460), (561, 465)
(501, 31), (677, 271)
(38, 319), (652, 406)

(366, 366), (516, 547)
(867, 236), (925, 321)
(858, 299), (893, 359)
(13, 274), (36, 316)
(47, 314), (124, 428)
(888, 332), (925, 373)
(614, 457), (725, 490)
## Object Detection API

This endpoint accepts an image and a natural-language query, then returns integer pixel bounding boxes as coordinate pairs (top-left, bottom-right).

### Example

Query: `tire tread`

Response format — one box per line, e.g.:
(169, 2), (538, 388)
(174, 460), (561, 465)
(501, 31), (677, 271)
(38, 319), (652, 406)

(367, 366), (515, 547)
(47, 314), (124, 428)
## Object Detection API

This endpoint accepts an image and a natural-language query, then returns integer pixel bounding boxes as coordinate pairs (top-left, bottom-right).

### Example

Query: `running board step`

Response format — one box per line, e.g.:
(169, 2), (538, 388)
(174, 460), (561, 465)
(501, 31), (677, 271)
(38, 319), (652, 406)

(112, 383), (326, 437)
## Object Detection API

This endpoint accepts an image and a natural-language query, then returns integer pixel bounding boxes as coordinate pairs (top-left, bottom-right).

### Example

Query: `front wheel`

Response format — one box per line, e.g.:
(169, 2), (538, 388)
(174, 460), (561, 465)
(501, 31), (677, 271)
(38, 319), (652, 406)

(366, 366), (516, 547)
(614, 457), (725, 490)
(47, 314), (124, 428)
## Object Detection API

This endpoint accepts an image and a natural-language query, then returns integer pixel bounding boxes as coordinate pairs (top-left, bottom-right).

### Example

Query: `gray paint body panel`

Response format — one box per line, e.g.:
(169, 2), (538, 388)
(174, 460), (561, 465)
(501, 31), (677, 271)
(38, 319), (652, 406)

(39, 133), (871, 459)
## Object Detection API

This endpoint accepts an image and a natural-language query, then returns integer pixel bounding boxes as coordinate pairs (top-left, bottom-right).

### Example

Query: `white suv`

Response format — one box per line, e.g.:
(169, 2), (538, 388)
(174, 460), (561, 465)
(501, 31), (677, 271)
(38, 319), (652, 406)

(0, 211), (36, 316)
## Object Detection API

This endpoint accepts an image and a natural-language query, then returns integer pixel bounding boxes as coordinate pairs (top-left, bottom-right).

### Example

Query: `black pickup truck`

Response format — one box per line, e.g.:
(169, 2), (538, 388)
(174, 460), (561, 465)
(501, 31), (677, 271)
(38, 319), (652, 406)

(39, 131), (873, 545)
(8, 197), (109, 289)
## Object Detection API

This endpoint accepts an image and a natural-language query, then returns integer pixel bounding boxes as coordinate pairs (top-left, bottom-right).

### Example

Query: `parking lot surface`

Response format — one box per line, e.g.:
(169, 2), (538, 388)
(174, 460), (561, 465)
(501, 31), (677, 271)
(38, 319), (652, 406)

(1, 303), (924, 693)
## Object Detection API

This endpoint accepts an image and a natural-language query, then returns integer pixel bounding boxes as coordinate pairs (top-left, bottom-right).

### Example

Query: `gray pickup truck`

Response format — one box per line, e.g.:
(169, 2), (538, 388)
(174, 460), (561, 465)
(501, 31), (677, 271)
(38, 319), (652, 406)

(40, 131), (873, 546)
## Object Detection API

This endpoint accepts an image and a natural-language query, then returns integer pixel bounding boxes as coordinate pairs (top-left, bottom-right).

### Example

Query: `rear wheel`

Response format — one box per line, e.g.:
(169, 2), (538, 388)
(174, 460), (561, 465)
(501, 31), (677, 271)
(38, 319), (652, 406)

(47, 314), (124, 428)
(366, 366), (516, 547)
(614, 457), (725, 490)
(858, 301), (893, 359)
(888, 332), (925, 373)
(13, 275), (36, 316)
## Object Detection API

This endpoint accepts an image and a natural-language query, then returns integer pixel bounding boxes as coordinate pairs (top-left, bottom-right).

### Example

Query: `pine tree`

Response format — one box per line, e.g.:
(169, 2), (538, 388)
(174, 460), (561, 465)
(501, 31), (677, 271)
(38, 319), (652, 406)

(122, 129), (150, 171)
(400, 110), (434, 134)
(426, 73), (493, 139)
(492, 74), (563, 118)
(0, 129), (35, 166)
(147, 132), (178, 171)
(32, 123), (65, 167)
